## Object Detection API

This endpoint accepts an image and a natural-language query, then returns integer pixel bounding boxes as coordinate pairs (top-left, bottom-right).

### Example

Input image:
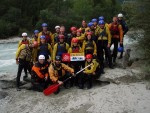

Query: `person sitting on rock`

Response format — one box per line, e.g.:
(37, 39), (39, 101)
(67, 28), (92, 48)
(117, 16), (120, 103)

(48, 56), (75, 94)
(30, 55), (50, 92)
(79, 54), (100, 89)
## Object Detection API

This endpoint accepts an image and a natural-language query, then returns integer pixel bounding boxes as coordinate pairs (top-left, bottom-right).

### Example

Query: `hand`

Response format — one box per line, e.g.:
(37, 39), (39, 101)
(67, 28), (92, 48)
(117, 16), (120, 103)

(45, 76), (48, 81)
(58, 80), (63, 85)
(16, 60), (19, 65)
(120, 41), (123, 45)
(93, 72), (96, 75)
(72, 73), (76, 77)
(83, 71), (86, 74)
(47, 59), (51, 63)
(107, 44), (110, 48)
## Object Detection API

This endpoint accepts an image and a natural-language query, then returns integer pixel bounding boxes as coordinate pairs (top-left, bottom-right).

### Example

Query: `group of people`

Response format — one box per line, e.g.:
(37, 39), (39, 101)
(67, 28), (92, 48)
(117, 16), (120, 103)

(15, 13), (128, 94)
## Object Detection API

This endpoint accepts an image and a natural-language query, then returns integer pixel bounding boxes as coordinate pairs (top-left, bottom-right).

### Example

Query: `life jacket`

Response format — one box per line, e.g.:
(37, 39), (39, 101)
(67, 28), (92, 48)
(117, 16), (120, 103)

(42, 31), (51, 44)
(99, 27), (107, 37)
(52, 63), (62, 77)
(35, 62), (49, 75)
(21, 39), (29, 45)
(56, 42), (67, 56)
(72, 46), (80, 53)
(110, 23), (119, 35)
(85, 40), (94, 54)
(19, 45), (32, 61)
(53, 33), (59, 44)
(38, 43), (49, 56)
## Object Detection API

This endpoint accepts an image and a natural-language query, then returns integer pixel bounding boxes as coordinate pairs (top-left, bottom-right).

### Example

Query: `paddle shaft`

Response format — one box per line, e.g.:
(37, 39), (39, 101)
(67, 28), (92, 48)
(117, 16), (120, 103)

(63, 63), (93, 83)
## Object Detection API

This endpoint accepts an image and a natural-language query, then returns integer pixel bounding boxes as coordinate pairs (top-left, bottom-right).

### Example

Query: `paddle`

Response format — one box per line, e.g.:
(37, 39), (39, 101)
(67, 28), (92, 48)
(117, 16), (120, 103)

(43, 63), (93, 96)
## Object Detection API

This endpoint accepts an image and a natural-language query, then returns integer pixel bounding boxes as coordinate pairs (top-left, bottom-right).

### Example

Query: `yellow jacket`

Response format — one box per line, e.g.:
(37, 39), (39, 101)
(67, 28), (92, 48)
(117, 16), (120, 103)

(79, 27), (89, 34)
(95, 25), (111, 44)
(53, 42), (69, 60)
(70, 35), (85, 46)
(49, 63), (74, 82)
(82, 40), (97, 55)
(84, 59), (100, 74)
(18, 39), (30, 48)
(68, 46), (82, 53)
(16, 44), (32, 61)
(30, 38), (38, 63)
(38, 31), (54, 46)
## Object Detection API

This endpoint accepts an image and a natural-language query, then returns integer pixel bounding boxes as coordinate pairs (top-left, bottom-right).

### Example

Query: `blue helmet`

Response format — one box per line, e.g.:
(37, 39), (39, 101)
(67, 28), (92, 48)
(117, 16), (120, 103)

(91, 18), (97, 22)
(40, 35), (46, 39)
(99, 16), (104, 20)
(118, 47), (124, 52)
(88, 22), (94, 27)
(98, 20), (105, 25)
(34, 30), (39, 34)
(42, 23), (48, 27)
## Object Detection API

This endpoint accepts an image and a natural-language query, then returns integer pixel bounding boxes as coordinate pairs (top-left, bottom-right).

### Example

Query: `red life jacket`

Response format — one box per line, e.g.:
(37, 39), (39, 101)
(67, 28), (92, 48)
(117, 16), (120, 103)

(110, 23), (119, 35)
(21, 40), (29, 45)
(72, 46), (80, 53)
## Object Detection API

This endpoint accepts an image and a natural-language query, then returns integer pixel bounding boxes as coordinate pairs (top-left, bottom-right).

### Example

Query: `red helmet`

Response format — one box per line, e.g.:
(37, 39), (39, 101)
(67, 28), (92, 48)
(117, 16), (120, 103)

(77, 29), (82, 33)
(71, 38), (78, 43)
(70, 27), (77, 31)
(59, 34), (64, 39)
(86, 54), (92, 59)
(86, 32), (92, 36)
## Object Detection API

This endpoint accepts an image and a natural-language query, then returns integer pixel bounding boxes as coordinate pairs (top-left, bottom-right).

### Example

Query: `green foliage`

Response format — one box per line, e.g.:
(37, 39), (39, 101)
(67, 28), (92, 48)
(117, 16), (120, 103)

(0, 0), (121, 38)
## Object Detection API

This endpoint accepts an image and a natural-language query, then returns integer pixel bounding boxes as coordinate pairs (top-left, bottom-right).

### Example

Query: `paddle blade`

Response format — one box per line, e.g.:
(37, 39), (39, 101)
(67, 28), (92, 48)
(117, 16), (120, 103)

(43, 84), (60, 96)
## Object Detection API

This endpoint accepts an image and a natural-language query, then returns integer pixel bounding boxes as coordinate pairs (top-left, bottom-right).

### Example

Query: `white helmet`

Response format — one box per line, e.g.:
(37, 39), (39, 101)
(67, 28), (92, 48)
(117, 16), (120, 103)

(38, 55), (45, 60)
(118, 13), (123, 18)
(55, 25), (60, 29)
(22, 32), (27, 37)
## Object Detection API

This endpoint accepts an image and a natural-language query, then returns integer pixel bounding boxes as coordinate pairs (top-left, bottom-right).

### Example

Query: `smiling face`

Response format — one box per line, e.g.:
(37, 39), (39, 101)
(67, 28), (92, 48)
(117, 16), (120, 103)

(42, 26), (47, 31)
(87, 58), (92, 63)
(39, 59), (45, 64)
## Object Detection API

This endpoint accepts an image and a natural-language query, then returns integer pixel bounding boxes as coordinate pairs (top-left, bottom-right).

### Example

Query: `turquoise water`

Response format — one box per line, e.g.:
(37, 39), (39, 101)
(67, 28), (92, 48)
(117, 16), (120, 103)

(0, 42), (18, 76)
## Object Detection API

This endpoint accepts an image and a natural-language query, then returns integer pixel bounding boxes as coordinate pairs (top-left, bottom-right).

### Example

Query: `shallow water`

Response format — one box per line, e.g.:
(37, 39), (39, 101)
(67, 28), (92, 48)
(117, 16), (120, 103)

(0, 42), (18, 76)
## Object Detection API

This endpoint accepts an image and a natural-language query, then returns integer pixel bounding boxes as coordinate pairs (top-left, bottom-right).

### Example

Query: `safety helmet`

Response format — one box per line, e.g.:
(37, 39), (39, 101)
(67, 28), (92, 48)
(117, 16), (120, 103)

(58, 34), (64, 39)
(72, 38), (78, 43)
(55, 56), (61, 61)
(34, 30), (39, 34)
(99, 16), (104, 20)
(91, 18), (97, 22)
(98, 20), (105, 25)
(38, 55), (45, 60)
(55, 26), (60, 29)
(42, 23), (48, 27)
(118, 47), (124, 52)
(70, 27), (77, 31)
(22, 32), (27, 37)
(86, 32), (92, 36)
(40, 35), (46, 39)
(88, 22), (94, 27)
(86, 54), (92, 59)
(118, 13), (123, 18)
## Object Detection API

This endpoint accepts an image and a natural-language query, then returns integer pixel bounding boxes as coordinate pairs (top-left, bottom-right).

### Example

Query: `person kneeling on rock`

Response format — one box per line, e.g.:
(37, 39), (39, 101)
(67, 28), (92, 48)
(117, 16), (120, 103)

(79, 54), (100, 89)
(48, 56), (75, 94)
(30, 55), (50, 92)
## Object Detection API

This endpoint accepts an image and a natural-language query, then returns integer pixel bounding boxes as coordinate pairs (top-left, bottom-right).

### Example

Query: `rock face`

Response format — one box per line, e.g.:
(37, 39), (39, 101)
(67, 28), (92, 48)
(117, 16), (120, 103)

(99, 66), (145, 84)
